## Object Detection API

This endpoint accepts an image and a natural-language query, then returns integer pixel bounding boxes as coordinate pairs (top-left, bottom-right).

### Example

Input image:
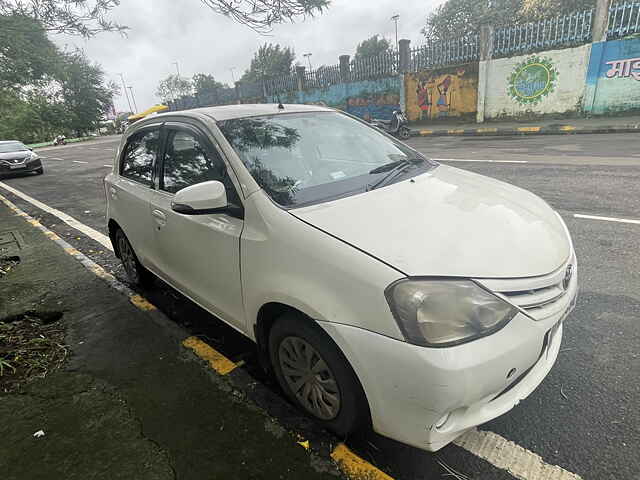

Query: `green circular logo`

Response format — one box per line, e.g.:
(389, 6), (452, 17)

(508, 56), (558, 105)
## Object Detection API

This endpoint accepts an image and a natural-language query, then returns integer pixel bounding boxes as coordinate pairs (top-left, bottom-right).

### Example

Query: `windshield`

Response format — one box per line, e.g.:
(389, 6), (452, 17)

(0, 142), (28, 153)
(218, 111), (434, 207)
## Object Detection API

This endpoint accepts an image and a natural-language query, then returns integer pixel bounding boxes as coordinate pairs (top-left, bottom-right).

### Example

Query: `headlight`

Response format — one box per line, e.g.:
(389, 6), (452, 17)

(385, 279), (518, 347)
(29, 152), (38, 161)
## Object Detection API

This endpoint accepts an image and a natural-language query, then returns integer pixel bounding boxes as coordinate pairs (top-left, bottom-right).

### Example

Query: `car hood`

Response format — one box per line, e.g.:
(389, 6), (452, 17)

(291, 165), (570, 278)
(0, 152), (30, 161)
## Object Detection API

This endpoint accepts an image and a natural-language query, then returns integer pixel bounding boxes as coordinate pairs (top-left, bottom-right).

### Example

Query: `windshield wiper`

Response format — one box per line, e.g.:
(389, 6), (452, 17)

(367, 157), (425, 191)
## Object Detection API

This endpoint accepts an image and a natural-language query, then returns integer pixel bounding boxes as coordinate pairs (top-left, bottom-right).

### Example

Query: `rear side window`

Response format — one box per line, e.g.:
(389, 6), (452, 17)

(161, 130), (239, 206)
(121, 129), (160, 185)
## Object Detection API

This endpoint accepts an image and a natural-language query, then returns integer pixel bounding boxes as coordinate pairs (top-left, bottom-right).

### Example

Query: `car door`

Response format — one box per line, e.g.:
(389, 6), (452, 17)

(109, 126), (161, 267)
(146, 123), (246, 332)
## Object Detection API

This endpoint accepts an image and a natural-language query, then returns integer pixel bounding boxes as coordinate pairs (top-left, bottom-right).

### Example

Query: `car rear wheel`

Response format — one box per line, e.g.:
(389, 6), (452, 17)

(115, 228), (152, 287)
(269, 312), (369, 436)
(35, 167), (43, 175)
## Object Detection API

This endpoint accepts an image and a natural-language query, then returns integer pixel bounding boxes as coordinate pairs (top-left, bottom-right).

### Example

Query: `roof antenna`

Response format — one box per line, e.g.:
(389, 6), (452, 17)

(277, 96), (285, 110)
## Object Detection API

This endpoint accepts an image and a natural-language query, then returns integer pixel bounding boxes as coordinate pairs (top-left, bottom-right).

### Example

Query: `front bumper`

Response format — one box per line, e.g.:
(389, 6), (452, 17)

(319, 271), (577, 452)
(0, 158), (42, 175)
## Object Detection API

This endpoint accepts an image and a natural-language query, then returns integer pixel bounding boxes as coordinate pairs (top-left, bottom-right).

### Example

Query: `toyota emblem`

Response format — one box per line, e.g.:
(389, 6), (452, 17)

(563, 264), (573, 290)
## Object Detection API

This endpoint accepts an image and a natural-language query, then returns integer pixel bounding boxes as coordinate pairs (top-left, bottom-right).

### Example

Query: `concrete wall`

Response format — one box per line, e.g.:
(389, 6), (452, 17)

(482, 44), (592, 120)
(405, 63), (479, 123)
(584, 37), (640, 115)
(270, 76), (401, 120)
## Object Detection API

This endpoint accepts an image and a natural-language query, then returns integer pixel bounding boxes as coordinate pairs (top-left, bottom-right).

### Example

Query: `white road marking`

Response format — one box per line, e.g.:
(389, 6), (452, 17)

(73, 160), (88, 164)
(455, 429), (582, 480)
(104, 148), (115, 151)
(573, 213), (640, 225)
(103, 165), (112, 168)
(0, 182), (113, 251)
(433, 158), (529, 164)
(47, 157), (64, 161)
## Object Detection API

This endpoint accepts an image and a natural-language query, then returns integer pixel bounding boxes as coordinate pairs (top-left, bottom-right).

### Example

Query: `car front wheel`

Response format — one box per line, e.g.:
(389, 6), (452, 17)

(269, 312), (369, 436)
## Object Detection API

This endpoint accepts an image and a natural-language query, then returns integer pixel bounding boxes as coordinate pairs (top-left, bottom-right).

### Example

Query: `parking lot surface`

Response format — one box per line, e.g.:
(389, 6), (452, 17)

(1, 133), (638, 480)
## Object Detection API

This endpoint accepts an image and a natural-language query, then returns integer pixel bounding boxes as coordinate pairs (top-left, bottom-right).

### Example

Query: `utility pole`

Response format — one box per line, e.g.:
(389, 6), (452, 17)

(172, 61), (180, 77)
(127, 86), (138, 112)
(303, 53), (313, 71)
(118, 73), (133, 112)
(391, 14), (400, 56)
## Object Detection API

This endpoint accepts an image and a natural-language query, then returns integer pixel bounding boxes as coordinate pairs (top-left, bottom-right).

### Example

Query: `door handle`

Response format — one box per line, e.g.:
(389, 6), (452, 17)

(109, 186), (117, 199)
(152, 209), (167, 227)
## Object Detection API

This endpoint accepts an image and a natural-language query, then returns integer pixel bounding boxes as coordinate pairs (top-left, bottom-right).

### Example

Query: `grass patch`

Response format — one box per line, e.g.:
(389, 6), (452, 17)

(0, 312), (67, 394)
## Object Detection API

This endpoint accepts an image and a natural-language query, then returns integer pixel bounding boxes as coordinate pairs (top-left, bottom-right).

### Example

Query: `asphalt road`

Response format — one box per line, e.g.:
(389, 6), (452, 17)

(1, 133), (638, 480)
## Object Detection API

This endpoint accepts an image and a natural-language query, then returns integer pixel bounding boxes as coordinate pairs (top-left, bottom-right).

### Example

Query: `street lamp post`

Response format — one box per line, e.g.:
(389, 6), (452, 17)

(303, 53), (313, 71)
(118, 73), (133, 112)
(172, 61), (180, 77)
(391, 14), (400, 57)
(127, 86), (138, 112)
(230, 67), (236, 83)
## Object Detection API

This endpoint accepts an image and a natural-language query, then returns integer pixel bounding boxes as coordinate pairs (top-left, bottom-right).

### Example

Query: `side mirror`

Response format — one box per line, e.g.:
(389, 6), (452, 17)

(171, 181), (228, 215)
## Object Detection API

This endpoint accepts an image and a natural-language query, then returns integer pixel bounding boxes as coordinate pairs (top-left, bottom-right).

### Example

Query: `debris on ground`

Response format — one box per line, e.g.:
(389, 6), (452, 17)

(33, 430), (45, 438)
(0, 256), (20, 277)
(0, 312), (67, 394)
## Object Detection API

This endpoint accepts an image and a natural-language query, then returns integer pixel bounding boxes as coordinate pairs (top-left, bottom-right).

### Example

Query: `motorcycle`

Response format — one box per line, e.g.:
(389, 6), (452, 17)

(370, 110), (411, 140)
(53, 135), (67, 146)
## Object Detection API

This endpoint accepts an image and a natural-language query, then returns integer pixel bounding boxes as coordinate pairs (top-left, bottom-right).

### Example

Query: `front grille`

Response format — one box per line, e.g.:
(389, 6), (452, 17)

(477, 254), (576, 321)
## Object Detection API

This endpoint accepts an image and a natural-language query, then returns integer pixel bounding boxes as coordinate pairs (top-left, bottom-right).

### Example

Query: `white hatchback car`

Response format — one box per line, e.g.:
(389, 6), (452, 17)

(105, 104), (577, 451)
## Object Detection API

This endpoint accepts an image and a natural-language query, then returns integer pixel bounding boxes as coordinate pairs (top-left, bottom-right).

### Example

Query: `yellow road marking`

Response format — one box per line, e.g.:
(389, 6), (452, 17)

(182, 336), (237, 375)
(448, 129), (465, 134)
(419, 130), (433, 135)
(45, 231), (60, 240)
(64, 247), (80, 255)
(477, 127), (498, 133)
(518, 126), (541, 132)
(559, 126), (577, 131)
(130, 294), (157, 311)
(331, 443), (394, 480)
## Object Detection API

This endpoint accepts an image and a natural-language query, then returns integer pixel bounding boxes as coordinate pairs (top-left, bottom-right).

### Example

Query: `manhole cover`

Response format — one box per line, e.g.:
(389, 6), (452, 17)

(0, 230), (24, 255)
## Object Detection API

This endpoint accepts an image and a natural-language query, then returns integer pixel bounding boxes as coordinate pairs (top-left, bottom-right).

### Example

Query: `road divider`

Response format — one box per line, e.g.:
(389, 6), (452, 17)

(331, 444), (394, 480)
(182, 336), (238, 375)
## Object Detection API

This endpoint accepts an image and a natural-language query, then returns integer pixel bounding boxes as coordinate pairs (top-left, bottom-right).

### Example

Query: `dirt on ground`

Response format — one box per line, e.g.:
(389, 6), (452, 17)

(0, 311), (67, 394)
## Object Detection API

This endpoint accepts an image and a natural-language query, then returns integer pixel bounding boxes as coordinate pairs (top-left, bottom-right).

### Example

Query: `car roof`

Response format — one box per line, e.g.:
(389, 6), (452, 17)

(153, 103), (334, 122)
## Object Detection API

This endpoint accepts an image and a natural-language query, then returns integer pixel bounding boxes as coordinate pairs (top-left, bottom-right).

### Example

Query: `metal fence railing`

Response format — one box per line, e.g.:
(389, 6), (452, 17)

(409, 35), (479, 71)
(264, 72), (298, 96)
(492, 9), (593, 58)
(304, 64), (342, 89)
(349, 51), (398, 82)
(608, 0), (640, 39)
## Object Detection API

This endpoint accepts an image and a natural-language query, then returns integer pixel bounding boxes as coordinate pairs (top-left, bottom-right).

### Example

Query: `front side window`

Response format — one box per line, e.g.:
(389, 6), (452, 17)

(218, 111), (435, 207)
(121, 129), (159, 185)
(161, 130), (228, 194)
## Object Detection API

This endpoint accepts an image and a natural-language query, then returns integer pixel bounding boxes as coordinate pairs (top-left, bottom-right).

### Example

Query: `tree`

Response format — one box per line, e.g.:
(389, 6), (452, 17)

(519, 0), (596, 19)
(241, 43), (295, 83)
(156, 74), (193, 102)
(0, 15), (60, 90)
(199, 0), (329, 33)
(0, 0), (126, 36)
(355, 35), (392, 59)
(422, 0), (597, 40)
(59, 50), (119, 135)
(192, 74), (227, 96)
(422, 0), (522, 41)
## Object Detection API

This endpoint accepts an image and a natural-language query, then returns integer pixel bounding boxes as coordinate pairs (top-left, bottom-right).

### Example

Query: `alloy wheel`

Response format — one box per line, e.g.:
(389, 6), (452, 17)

(118, 234), (139, 284)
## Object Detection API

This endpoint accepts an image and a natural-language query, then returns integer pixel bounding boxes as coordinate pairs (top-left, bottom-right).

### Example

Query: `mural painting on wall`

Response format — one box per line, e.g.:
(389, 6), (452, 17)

(405, 65), (478, 123)
(605, 57), (640, 81)
(508, 56), (558, 105)
(345, 91), (401, 121)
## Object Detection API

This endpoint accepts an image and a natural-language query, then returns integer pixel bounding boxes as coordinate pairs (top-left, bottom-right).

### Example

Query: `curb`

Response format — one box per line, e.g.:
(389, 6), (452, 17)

(411, 123), (640, 137)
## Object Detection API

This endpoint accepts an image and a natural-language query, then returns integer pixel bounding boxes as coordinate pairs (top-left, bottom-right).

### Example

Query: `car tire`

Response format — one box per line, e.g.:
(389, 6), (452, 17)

(399, 127), (411, 140)
(269, 312), (370, 436)
(35, 167), (43, 175)
(114, 228), (153, 287)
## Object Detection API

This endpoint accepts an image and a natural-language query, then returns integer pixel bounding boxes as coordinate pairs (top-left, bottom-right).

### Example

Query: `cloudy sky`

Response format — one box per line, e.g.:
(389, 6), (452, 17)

(55, 0), (444, 113)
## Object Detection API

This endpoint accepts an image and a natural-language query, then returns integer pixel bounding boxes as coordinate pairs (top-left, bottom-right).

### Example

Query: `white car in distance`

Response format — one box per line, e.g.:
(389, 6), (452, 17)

(105, 104), (577, 452)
